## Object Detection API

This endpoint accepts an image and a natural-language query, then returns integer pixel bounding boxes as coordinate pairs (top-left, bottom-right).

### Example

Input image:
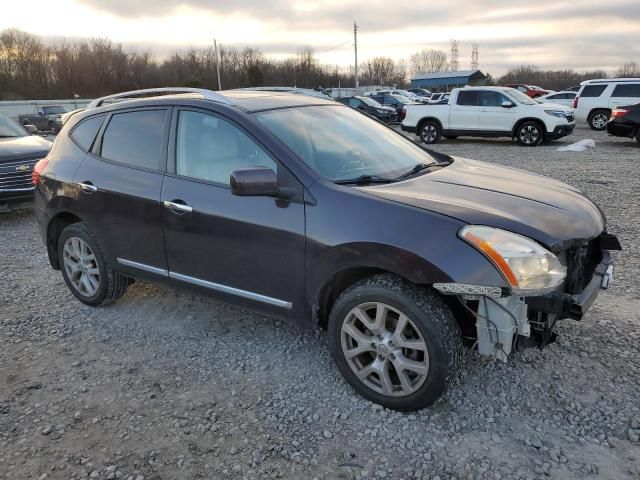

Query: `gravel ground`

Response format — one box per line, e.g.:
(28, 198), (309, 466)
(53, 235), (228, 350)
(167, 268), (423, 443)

(1, 126), (639, 480)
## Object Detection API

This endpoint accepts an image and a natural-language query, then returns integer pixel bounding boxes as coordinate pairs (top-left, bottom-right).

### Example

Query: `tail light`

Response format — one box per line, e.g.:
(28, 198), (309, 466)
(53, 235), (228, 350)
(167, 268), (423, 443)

(572, 96), (579, 109)
(611, 108), (629, 118)
(399, 108), (407, 121)
(32, 158), (49, 186)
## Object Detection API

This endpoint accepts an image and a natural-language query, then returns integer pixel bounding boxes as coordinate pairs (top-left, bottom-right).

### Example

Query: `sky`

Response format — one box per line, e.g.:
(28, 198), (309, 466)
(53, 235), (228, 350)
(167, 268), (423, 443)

(2, 0), (639, 75)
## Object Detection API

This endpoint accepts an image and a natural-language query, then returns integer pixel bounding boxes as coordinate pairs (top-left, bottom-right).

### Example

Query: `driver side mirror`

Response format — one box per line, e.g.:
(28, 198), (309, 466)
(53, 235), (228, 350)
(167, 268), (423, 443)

(502, 101), (515, 108)
(230, 167), (279, 197)
(24, 124), (38, 134)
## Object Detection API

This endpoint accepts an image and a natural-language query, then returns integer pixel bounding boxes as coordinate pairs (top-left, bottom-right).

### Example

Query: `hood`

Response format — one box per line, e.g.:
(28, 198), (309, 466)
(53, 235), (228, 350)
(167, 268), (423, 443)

(531, 102), (572, 113)
(358, 157), (604, 249)
(0, 135), (51, 161)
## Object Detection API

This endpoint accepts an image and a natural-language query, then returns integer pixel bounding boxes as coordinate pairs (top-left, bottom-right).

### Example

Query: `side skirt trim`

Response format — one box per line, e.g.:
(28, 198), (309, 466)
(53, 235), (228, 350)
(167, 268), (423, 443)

(116, 257), (292, 310)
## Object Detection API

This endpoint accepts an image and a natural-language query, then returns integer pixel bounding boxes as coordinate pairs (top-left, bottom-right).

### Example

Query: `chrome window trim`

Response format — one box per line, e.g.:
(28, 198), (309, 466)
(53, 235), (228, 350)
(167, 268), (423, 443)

(116, 258), (292, 309)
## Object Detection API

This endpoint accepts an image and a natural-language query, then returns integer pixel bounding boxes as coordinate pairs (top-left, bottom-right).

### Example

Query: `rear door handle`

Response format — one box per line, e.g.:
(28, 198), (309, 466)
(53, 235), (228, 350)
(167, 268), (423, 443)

(77, 182), (97, 193)
(163, 200), (193, 214)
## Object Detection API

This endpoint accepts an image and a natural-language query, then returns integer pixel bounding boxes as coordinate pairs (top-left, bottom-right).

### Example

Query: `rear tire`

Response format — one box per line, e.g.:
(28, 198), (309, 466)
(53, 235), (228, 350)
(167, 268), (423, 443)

(418, 120), (442, 144)
(328, 274), (463, 411)
(58, 222), (129, 306)
(516, 121), (544, 146)
(588, 109), (610, 131)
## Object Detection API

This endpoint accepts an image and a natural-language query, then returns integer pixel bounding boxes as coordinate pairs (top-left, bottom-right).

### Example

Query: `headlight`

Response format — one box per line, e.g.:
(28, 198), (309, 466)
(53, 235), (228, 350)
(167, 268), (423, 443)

(545, 109), (567, 118)
(459, 226), (566, 295)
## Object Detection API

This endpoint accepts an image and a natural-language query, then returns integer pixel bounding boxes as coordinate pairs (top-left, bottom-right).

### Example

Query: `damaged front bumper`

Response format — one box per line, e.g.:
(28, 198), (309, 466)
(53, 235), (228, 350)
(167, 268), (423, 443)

(435, 245), (617, 362)
(526, 251), (613, 321)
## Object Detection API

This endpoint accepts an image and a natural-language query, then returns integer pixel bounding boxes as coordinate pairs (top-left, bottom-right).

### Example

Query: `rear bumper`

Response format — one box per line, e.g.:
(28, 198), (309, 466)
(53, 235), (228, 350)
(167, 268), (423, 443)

(606, 121), (636, 138)
(526, 251), (613, 320)
(547, 123), (575, 140)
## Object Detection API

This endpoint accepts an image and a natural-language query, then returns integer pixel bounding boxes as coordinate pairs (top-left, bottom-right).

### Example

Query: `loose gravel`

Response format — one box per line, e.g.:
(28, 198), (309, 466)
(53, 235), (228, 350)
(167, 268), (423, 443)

(1, 126), (639, 480)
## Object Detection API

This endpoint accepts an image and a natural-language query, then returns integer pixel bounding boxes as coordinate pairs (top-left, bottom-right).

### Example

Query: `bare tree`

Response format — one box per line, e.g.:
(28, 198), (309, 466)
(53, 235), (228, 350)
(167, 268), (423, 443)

(363, 57), (406, 86)
(409, 49), (448, 76)
(616, 62), (640, 77)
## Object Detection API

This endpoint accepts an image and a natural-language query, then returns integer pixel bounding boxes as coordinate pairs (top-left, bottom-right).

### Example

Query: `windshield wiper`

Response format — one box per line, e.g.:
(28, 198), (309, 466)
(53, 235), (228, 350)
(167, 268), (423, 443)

(393, 162), (442, 181)
(334, 175), (394, 185)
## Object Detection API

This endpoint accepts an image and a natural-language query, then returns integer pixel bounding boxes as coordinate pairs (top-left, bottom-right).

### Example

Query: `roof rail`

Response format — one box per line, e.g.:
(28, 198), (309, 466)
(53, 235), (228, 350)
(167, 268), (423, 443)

(229, 87), (331, 100)
(86, 87), (234, 109)
(581, 77), (640, 85)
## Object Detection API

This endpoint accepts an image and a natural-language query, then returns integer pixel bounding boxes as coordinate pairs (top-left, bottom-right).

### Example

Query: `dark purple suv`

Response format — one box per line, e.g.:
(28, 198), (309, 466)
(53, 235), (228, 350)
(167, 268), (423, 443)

(33, 88), (620, 411)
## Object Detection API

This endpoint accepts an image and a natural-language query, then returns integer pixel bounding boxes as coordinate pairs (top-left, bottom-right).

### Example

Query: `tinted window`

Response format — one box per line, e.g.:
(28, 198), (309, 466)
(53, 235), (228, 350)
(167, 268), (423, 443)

(101, 110), (166, 170)
(176, 110), (276, 185)
(611, 84), (640, 97)
(581, 85), (607, 97)
(348, 98), (361, 108)
(71, 115), (105, 151)
(457, 91), (478, 106)
(478, 91), (509, 107)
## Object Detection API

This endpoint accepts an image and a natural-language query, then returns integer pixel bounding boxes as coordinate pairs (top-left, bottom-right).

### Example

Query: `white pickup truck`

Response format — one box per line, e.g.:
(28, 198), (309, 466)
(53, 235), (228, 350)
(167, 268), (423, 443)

(401, 86), (576, 146)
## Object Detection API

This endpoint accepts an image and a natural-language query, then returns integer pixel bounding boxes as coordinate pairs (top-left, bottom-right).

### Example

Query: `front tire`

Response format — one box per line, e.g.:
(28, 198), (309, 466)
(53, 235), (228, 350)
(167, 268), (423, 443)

(58, 223), (129, 306)
(516, 121), (544, 146)
(419, 120), (442, 144)
(328, 275), (463, 411)
(588, 110), (610, 131)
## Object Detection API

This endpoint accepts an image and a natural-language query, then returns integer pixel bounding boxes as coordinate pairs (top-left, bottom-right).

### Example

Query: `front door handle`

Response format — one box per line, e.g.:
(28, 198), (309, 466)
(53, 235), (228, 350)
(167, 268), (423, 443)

(77, 182), (97, 193)
(163, 200), (193, 214)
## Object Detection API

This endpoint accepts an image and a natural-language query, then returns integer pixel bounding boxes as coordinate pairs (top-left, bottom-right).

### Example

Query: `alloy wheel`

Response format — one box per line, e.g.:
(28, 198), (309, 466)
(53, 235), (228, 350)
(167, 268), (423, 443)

(520, 125), (539, 145)
(62, 237), (100, 297)
(420, 125), (437, 143)
(591, 113), (608, 130)
(341, 302), (429, 397)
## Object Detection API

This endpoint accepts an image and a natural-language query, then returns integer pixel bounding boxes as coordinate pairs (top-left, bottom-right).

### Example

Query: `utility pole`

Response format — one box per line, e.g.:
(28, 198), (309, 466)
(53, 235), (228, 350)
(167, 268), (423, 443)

(214, 37), (222, 90)
(354, 22), (359, 94)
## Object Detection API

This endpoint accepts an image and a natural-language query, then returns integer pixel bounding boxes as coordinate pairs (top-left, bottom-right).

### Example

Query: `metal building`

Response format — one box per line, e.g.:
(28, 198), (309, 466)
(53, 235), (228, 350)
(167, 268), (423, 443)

(410, 70), (486, 92)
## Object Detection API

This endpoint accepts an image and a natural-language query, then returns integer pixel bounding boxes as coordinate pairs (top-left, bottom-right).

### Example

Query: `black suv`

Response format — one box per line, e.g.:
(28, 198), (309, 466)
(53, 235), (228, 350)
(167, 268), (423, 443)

(34, 88), (619, 411)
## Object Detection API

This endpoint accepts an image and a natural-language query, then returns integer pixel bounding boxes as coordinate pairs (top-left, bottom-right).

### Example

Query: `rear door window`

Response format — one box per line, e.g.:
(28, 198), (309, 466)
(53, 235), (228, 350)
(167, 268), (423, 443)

(457, 91), (479, 106)
(71, 114), (105, 151)
(100, 110), (167, 170)
(478, 91), (509, 107)
(611, 84), (640, 98)
(580, 85), (607, 97)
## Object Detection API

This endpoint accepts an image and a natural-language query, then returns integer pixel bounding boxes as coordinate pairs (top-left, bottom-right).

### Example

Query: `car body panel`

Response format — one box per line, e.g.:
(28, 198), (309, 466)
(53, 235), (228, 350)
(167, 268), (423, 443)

(606, 102), (640, 139)
(357, 157), (604, 249)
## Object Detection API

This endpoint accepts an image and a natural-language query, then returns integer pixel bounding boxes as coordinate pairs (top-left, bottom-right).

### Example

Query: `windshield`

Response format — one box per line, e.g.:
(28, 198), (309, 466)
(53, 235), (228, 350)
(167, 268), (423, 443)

(43, 106), (69, 114)
(257, 105), (437, 182)
(0, 112), (27, 138)
(360, 97), (383, 108)
(504, 89), (538, 105)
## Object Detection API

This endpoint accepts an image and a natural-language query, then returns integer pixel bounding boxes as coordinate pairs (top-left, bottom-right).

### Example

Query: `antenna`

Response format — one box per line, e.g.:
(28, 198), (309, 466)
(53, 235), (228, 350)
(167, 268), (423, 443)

(450, 39), (459, 72)
(471, 43), (479, 70)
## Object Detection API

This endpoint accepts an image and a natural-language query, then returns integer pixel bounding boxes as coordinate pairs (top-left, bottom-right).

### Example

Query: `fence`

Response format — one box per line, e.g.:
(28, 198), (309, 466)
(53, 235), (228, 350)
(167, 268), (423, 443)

(0, 99), (92, 120)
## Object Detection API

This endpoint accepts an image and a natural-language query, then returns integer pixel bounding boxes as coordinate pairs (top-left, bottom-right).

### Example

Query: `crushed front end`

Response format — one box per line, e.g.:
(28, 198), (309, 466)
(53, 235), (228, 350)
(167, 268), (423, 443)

(435, 228), (621, 362)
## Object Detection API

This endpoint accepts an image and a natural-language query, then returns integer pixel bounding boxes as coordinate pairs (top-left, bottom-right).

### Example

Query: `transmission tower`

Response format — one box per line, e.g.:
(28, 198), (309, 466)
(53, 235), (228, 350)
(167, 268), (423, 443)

(449, 39), (459, 72)
(471, 43), (479, 70)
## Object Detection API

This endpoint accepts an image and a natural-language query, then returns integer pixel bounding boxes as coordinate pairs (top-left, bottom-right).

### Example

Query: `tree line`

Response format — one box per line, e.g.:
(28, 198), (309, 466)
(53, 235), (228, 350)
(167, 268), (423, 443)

(0, 28), (637, 100)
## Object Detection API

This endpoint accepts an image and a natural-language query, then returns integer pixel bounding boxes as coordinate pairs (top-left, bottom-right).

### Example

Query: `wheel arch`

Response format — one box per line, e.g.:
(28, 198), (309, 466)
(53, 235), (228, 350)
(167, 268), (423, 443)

(311, 243), (454, 329)
(512, 117), (547, 138)
(416, 116), (444, 135)
(46, 211), (83, 269)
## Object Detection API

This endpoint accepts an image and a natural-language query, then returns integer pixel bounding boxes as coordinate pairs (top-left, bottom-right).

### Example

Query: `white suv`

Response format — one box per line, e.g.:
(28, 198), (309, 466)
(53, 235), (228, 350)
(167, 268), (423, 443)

(574, 78), (640, 130)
